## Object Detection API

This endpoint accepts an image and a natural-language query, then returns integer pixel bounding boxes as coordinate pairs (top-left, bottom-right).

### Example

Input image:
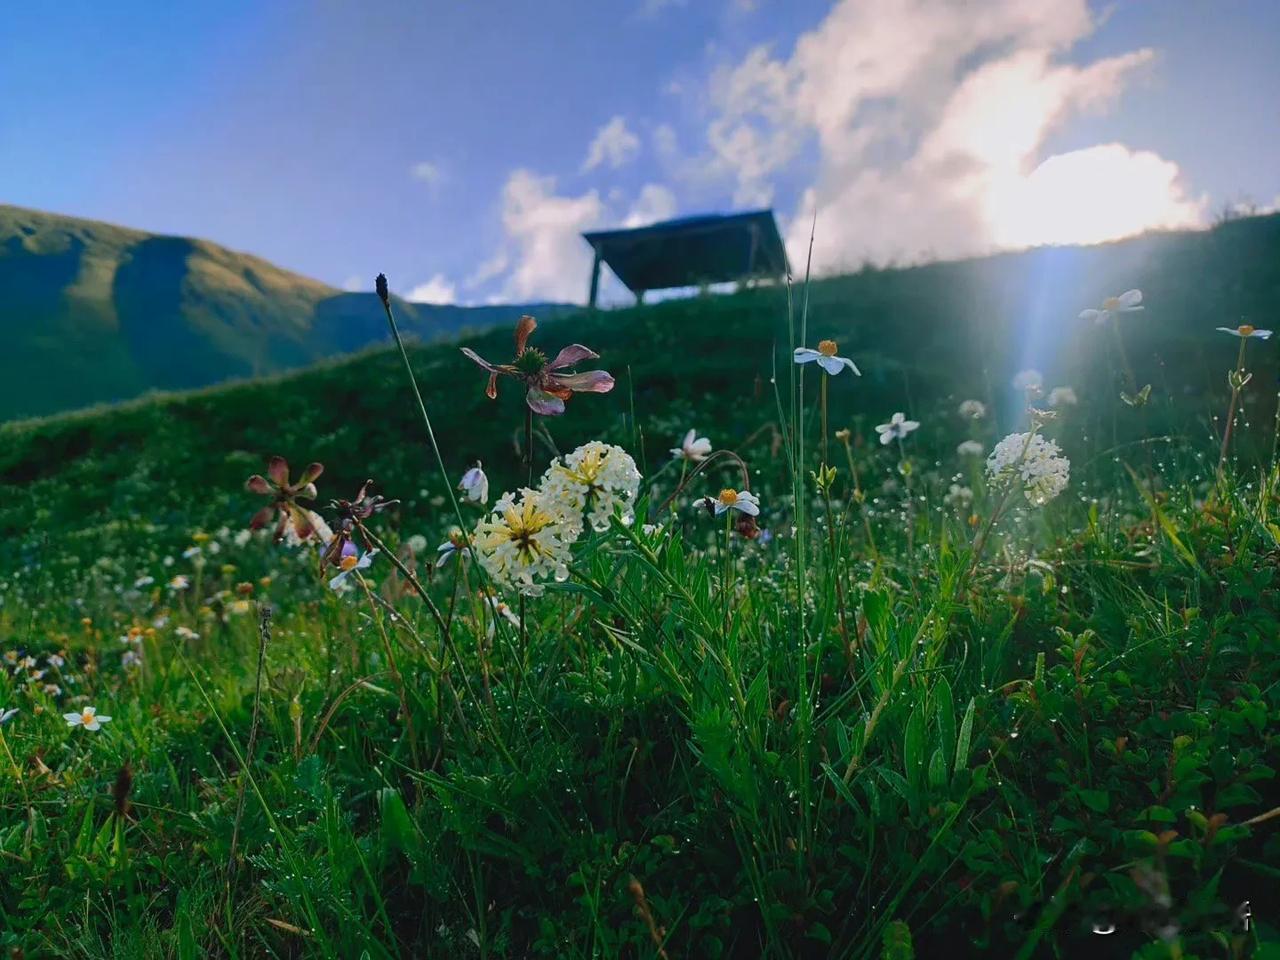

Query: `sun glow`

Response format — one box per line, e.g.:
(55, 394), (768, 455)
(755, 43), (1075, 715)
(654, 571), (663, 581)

(985, 144), (1206, 249)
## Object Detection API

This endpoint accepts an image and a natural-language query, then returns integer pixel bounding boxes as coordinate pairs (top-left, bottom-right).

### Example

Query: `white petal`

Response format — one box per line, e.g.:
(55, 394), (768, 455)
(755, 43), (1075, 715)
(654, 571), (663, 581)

(63, 713), (81, 725)
(735, 500), (760, 517)
(84, 720), (100, 731)
(879, 431), (894, 445)
(817, 355), (844, 376)
(840, 357), (861, 376)
(1254, 329), (1274, 339)
(712, 501), (728, 515)
(1216, 327), (1239, 335)
(903, 420), (920, 432)
(1117, 289), (1143, 308)
(874, 424), (891, 434)
(96, 715), (111, 724)
(793, 348), (819, 364)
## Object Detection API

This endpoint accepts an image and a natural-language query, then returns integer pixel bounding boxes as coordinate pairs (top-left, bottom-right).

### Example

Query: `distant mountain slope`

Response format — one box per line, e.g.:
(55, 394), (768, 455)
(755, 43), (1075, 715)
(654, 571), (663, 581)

(0, 205), (573, 419)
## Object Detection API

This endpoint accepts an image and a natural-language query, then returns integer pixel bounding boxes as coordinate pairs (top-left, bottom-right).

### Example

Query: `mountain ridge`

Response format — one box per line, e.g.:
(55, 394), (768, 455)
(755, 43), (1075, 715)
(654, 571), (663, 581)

(0, 204), (573, 420)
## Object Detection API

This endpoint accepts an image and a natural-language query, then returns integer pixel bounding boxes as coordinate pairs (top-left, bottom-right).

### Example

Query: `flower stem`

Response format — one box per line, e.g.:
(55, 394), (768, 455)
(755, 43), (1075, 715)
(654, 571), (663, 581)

(1217, 337), (1250, 482)
(820, 372), (829, 467)
(524, 406), (534, 487)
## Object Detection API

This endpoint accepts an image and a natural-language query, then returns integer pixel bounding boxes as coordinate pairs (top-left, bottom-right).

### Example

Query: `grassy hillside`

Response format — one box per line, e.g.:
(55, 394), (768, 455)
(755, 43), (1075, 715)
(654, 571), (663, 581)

(3, 212), (1278, 572)
(0, 205), (572, 419)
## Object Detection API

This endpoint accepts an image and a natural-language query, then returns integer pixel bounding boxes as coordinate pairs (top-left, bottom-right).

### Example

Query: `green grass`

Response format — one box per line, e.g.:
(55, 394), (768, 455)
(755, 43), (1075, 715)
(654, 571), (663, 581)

(1, 218), (1279, 957)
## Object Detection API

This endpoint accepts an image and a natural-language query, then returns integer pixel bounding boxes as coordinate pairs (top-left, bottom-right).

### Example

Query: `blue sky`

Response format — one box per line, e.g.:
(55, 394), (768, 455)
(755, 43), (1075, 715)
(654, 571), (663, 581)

(2, 1), (1277, 306)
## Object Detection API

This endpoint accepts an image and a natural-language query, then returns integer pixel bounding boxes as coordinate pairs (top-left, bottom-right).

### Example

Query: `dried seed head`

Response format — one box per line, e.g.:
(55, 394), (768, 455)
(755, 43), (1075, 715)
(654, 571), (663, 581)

(112, 761), (134, 819)
(375, 273), (390, 306)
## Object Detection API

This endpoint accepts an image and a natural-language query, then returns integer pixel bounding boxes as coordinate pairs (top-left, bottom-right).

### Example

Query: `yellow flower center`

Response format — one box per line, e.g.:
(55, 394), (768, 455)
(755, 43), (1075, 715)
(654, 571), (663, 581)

(339, 555), (359, 572)
(81, 710), (94, 725)
(564, 448), (605, 489)
(818, 339), (838, 357)
(718, 488), (739, 505)
(1102, 296), (1120, 311)
(1239, 324), (1255, 336)
(502, 499), (556, 563)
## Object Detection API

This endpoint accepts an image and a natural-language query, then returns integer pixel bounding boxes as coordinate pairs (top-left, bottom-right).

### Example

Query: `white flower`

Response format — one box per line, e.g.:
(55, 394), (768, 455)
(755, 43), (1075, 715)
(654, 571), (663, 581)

(958, 399), (987, 419)
(1012, 369), (1043, 392)
(1216, 324), (1273, 339)
(435, 528), (469, 568)
(481, 591), (521, 636)
(328, 548), (379, 591)
(957, 440), (984, 457)
(1047, 386), (1078, 408)
(233, 529), (253, 548)
(1079, 289), (1143, 324)
(121, 650), (143, 671)
(0, 708), (17, 725)
(539, 441), (642, 533)
(64, 706), (111, 731)
(459, 463), (489, 504)
(986, 432), (1070, 506)
(793, 339), (861, 376)
(472, 488), (574, 596)
(875, 413), (920, 445)
(944, 484), (973, 509)
(175, 626), (200, 641)
(695, 488), (761, 517)
(168, 575), (190, 591)
(182, 546), (202, 560)
(133, 575), (155, 589)
(46, 653), (64, 669)
(671, 429), (712, 462)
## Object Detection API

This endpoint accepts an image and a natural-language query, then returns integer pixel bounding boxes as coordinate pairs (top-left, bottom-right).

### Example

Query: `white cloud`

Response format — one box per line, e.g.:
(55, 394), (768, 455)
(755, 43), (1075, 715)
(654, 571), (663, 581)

(581, 116), (641, 172)
(410, 161), (445, 191)
(464, 250), (510, 290)
(405, 273), (457, 304)
(700, 0), (1206, 271)
(498, 170), (604, 302)
(624, 184), (678, 227)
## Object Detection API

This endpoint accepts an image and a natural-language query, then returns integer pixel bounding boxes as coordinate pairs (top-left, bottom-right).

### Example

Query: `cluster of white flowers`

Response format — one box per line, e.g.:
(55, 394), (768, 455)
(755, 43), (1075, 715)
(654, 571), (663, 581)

(1047, 386), (1078, 408)
(539, 441), (641, 534)
(466, 441), (642, 597)
(986, 432), (1070, 506)
(472, 487), (575, 597)
(958, 399), (986, 419)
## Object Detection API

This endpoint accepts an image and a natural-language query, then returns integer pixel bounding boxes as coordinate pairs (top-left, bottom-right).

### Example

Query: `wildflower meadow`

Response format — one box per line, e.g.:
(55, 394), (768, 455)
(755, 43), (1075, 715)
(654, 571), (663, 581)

(0, 255), (1277, 959)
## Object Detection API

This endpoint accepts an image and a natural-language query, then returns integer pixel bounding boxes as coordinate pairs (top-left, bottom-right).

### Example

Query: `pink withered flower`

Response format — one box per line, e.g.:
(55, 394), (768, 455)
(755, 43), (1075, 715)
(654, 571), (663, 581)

(460, 315), (614, 415)
(246, 457), (325, 542)
(323, 480), (400, 569)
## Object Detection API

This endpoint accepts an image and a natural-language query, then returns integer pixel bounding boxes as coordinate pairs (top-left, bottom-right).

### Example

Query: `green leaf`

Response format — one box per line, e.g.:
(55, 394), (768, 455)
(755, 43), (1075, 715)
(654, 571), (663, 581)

(927, 747), (948, 790)
(903, 705), (925, 788)
(378, 787), (416, 858)
(954, 698), (976, 775)
(1077, 788), (1110, 813)
(881, 919), (915, 960)
(934, 677), (955, 772)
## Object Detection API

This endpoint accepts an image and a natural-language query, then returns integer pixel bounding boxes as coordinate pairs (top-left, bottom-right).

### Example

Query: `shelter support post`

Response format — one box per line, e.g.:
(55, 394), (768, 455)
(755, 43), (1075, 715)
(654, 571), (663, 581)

(587, 247), (602, 310)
